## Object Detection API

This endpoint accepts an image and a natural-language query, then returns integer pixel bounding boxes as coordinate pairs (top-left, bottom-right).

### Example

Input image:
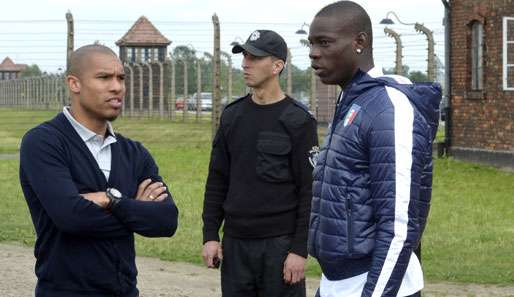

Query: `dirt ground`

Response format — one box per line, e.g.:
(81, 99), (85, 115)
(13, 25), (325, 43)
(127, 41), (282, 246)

(1, 243), (513, 297)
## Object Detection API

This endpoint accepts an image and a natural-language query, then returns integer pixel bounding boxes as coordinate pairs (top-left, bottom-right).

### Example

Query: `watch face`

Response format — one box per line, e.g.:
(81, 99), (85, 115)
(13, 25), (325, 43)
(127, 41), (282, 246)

(109, 188), (122, 199)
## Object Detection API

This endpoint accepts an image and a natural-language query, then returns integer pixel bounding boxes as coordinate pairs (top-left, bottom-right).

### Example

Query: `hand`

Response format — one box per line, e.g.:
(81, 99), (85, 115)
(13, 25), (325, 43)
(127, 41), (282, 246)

(136, 178), (168, 201)
(81, 192), (110, 209)
(283, 253), (306, 285)
(202, 241), (223, 268)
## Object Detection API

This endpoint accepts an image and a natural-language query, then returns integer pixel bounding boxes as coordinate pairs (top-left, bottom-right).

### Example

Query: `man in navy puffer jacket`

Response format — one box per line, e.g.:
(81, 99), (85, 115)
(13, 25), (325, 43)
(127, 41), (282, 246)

(307, 2), (441, 297)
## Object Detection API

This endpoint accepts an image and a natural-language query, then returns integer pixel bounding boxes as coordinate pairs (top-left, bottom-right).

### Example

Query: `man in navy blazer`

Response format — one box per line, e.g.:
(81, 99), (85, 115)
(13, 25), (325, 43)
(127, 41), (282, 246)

(19, 44), (179, 297)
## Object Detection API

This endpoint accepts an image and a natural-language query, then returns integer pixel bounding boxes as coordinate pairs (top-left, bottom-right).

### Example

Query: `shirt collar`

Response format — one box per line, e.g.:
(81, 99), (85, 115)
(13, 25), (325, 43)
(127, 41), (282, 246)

(366, 66), (384, 78)
(63, 106), (116, 142)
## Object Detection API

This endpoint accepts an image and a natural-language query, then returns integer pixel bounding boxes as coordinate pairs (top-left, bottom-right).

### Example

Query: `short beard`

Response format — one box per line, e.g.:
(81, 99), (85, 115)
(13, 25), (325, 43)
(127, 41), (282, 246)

(106, 114), (119, 122)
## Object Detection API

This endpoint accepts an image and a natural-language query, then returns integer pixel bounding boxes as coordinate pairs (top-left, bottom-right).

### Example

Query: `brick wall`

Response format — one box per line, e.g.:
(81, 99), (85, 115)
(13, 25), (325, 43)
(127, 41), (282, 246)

(450, 0), (514, 152)
(314, 77), (339, 124)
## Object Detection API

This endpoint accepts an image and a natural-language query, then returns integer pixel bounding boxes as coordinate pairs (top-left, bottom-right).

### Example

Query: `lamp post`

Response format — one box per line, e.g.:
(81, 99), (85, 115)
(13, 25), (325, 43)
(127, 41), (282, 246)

(380, 11), (436, 81)
(295, 22), (309, 35)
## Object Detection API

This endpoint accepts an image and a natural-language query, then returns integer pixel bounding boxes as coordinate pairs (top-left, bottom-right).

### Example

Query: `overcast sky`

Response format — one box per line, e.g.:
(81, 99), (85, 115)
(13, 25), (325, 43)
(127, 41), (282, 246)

(0, 0), (446, 73)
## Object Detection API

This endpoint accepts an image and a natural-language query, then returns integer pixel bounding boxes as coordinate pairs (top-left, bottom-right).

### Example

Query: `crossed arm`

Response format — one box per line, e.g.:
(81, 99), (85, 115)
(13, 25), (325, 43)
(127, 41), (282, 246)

(20, 128), (178, 239)
(82, 178), (169, 207)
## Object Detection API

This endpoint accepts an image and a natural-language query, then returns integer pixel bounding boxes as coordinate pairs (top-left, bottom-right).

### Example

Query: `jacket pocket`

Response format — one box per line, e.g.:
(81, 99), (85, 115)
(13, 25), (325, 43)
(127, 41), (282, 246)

(256, 132), (292, 183)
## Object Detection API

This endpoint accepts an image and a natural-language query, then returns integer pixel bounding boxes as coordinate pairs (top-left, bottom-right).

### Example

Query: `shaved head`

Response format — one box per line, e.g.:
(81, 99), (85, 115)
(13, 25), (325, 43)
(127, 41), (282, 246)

(67, 44), (118, 78)
(315, 1), (373, 47)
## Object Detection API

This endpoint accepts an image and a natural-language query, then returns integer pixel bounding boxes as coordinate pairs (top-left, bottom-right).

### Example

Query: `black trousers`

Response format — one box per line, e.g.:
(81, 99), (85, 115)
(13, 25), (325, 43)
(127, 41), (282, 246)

(221, 235), (306, 297)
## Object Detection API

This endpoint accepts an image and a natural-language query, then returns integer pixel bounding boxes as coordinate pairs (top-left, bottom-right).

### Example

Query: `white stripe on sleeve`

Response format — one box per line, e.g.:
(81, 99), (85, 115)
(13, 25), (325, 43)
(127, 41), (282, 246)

(371, 86), (414, 297)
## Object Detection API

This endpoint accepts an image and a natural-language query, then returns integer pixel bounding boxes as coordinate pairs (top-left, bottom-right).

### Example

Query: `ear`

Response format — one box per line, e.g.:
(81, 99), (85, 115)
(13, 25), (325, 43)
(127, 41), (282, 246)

(67, 75), (81, 94)
(272, 60), (285, 75)
(353, 31), (370, 53)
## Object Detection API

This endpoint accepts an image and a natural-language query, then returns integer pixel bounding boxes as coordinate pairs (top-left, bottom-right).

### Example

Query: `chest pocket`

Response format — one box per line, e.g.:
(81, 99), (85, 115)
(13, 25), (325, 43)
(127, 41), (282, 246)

(256, 131), (292, 183)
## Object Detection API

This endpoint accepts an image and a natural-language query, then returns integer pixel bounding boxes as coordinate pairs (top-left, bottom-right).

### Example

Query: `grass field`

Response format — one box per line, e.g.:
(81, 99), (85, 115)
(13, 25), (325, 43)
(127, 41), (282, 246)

(0, 108), (513, 284)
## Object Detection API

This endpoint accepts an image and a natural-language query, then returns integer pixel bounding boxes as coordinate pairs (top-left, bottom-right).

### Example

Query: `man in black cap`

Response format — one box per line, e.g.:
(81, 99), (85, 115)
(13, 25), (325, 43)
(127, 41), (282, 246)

(201, 30), (318, 297)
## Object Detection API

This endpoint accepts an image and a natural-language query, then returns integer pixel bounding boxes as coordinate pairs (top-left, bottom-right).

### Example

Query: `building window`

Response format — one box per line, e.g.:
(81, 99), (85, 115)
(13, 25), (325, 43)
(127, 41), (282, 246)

(138, 48), (143, 63)
(158, 48), (165, 61)
(471, 21), (484, 90)
(144, 48), (150, 62)
(151, 48), (156, 62)
(503, 17), (514, 90)
(127, 47), (135, 63)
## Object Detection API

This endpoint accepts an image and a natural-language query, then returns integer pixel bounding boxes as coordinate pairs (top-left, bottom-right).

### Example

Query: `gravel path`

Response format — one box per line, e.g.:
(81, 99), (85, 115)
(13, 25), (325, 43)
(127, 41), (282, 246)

(1, 243), (512, 297)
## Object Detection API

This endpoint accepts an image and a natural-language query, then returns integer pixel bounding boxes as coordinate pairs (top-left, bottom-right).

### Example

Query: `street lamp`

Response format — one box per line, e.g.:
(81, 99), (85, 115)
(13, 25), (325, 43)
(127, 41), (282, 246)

(295, 22), (309, 35)
(380, 11), (415, 26)
(379, 11), (436, 81)
(296, 22), (311, 49)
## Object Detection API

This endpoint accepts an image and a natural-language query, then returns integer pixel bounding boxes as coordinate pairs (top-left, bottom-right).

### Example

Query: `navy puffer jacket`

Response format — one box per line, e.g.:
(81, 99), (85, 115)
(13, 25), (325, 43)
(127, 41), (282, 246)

(308, 69), (441, 297)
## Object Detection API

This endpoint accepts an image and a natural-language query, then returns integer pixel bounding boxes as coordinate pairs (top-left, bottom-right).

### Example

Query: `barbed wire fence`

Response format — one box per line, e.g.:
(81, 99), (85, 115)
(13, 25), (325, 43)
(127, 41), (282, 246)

(0, 13), (445, 126)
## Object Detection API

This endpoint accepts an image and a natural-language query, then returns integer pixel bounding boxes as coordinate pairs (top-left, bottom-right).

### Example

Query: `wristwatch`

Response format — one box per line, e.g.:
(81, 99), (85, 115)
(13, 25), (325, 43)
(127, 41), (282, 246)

(105, 187), (123, 210)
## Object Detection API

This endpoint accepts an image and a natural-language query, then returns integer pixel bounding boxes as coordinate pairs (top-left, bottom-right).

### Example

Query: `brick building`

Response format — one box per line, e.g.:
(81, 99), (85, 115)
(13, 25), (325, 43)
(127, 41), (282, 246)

(447, 0), (514, 167)
(0, 57), (27, 80)
(315, 79), (339, 124)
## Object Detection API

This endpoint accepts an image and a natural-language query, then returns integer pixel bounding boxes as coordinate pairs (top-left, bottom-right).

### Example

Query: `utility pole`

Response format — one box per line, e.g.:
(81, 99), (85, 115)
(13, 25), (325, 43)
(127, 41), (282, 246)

(212, 14), (222, 136)
(65, 11), (74, 73)
(380, 11), (436, 81)
(168, 55), (176, 120)
(196, 58), (202, 122)
(384, 27), (403, 75)
(415, 23), (436, 81)
(182, 59), (188, 121)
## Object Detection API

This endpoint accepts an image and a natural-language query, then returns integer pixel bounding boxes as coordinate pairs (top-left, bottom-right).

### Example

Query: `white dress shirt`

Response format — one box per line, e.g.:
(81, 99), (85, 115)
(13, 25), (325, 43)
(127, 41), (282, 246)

(63, 107), (117, 180)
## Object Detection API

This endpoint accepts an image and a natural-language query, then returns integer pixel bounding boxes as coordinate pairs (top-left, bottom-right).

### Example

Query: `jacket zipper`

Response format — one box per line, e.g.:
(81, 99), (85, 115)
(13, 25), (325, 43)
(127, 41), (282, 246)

(346, 196), (354, 255)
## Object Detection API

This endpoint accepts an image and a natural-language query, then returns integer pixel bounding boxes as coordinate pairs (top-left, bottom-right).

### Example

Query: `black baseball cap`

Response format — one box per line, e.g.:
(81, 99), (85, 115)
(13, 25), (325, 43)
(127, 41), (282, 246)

(232, 30), (288, 62)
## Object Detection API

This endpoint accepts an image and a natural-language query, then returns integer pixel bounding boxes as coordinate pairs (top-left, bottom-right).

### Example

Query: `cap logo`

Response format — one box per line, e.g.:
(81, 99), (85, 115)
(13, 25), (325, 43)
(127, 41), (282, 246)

(249, 31), (260, 41)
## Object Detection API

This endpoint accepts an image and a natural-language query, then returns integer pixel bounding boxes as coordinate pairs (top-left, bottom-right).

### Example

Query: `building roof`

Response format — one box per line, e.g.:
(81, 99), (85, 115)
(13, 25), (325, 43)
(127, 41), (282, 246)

(116, 16), (171, 46)
(0, 57), (27, 72)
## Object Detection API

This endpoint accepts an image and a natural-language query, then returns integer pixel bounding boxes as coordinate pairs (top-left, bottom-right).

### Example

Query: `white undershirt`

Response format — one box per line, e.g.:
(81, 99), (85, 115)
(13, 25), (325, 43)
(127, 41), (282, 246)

(319, 253), (423, 297)
(63, 107), (117, 180)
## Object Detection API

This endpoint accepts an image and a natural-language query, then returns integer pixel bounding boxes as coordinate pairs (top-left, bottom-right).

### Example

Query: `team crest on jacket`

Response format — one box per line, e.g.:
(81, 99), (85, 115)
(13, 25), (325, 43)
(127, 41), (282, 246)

(308, 146), (320, 167)
(343, 104), (361, 127)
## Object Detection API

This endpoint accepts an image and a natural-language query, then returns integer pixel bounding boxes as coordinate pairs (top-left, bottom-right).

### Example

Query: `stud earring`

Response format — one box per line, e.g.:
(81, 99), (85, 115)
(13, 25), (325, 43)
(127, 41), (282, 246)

(356, 48), (362, 54)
